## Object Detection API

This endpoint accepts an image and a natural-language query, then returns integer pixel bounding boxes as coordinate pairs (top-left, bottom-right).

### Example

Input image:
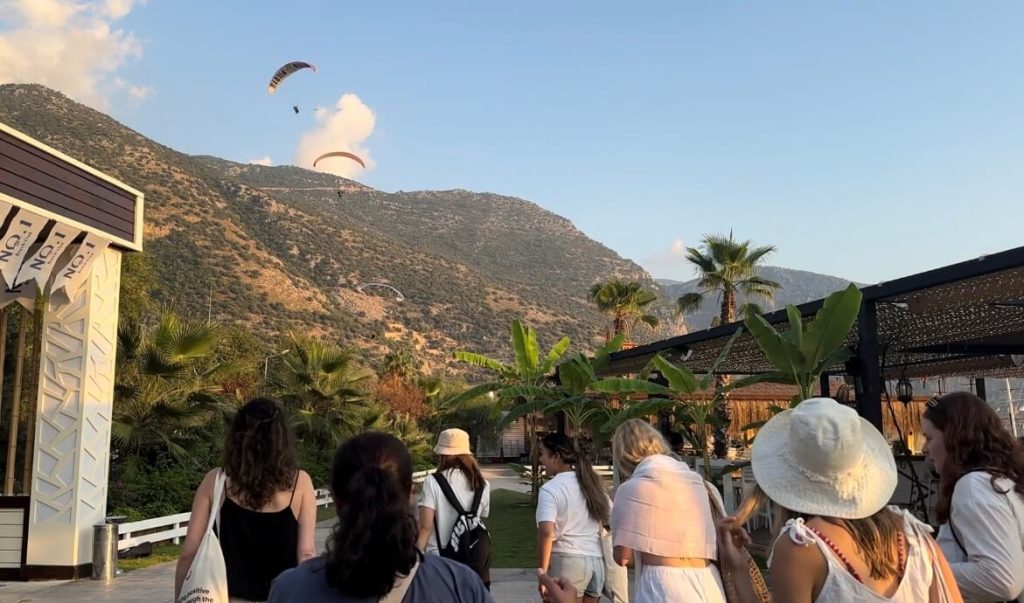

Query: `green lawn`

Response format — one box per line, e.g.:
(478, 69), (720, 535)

(120, 542), (181, 572)
(487, 488), (536, 568)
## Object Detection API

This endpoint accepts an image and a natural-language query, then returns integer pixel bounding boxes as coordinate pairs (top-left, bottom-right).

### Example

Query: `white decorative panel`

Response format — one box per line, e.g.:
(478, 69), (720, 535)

(27, 248), (121, 567)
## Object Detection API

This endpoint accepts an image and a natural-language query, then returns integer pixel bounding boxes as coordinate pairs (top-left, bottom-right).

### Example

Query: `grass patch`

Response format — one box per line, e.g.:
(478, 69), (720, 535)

(119, 542), (181, 572)
(487, 488), (537, 568)
(316, 504), (336, 523)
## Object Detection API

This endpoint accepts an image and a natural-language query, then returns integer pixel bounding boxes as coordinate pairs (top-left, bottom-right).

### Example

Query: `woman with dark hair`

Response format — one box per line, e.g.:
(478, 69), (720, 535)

(175, 398), (317, 602)
(268, 432), (493, 602)
(536, 432), (611, 603)
(922, 392), (1024, 602)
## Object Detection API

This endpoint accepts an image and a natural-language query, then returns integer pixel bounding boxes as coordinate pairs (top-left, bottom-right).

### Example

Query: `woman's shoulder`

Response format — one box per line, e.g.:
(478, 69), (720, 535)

(953, 470), (1013, 499)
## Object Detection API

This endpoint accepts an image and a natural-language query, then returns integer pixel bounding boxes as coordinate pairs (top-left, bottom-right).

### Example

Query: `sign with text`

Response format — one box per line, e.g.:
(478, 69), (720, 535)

(13, 223), (80, 289)
(0, 208), (47, 289)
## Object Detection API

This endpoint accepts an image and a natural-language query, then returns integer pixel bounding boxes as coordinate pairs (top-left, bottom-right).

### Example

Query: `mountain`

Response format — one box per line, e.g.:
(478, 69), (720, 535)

(0, 84), (654, 367)
(656, 266), (861, 330)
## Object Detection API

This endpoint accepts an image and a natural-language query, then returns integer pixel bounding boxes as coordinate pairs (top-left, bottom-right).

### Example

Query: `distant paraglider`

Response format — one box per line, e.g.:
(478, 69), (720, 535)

(356, 283), (405, 301)
(293, 106), (299, 114)
(267, 61), (317, 95)
(313, 151), (367, 170)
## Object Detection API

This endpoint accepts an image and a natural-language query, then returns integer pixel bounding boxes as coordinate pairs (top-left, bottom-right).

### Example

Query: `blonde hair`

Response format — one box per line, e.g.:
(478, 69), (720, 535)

(735, 483), (903, 580)
(612, 419), (672, 480)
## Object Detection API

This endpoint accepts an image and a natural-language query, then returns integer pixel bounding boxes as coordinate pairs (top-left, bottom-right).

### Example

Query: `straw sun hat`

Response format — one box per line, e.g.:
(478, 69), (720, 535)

(751, 397), (897, 520)
(434, 428), (472, 456)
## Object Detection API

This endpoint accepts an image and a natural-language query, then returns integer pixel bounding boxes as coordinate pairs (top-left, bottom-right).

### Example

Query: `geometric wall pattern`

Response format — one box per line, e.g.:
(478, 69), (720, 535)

(27, 248), (122, 567)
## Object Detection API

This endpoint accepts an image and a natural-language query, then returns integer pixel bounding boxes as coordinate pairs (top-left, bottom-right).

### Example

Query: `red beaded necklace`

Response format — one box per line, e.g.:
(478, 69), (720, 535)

(807, 526), (906, 585)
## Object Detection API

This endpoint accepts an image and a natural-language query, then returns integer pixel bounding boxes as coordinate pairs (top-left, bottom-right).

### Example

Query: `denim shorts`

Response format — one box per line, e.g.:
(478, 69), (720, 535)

(549, 552), (605, 598)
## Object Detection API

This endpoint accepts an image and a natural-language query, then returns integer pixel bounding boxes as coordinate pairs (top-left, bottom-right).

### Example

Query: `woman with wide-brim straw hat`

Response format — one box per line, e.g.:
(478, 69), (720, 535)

(416, 428), (492, 588)
(719, 398), (964, 603)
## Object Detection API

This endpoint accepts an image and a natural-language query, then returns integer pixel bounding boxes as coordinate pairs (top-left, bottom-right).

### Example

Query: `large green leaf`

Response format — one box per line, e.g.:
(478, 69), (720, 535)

(557, 359), (591, 396)
(744, 313), (806, 378)
(590, 378), (672, 396)
(510, 320), (539, 374)
(652, 355), (698, 394)
(802, 284), (862, 368)
(784, 306), (804, 348)
(442, 381), (503, 407)
(542, 336), (572, 372)
(452, 351), (511, 375)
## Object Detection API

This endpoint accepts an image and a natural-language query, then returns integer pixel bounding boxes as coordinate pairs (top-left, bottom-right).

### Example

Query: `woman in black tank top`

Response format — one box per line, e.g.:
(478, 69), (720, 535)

(175, 398), (317, 602)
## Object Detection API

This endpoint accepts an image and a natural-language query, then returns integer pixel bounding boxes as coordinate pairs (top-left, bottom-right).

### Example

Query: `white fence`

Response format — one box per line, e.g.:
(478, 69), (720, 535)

(116, 469), (434, 552)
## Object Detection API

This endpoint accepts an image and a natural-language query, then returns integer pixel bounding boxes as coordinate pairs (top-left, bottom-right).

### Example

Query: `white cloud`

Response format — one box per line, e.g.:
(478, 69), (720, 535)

(248, 156), (273, 166)
(642, 237), (693, 280)
(0, 0), (150, 109)
(294, 93), (376, 178)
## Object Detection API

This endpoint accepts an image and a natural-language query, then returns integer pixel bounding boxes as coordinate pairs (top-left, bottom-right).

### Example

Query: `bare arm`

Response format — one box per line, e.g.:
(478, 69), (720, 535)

(537, 521), (556, 572)
(769, 535), (824, 603)
(174, 469), (218, 599)
(295, 471), (317, 564)
(416, 505), (435, 552)
(928, 535), (965, 603)
(613, 545), (633, 567)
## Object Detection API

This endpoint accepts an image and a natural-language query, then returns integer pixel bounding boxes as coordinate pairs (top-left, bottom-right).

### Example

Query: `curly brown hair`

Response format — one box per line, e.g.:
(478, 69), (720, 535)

(924, 391), (1024, 523)
(223, 398), (298, 509)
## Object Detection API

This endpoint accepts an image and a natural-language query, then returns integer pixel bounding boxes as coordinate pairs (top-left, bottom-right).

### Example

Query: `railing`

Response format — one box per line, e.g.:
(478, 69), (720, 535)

(116, 469), (435, 552)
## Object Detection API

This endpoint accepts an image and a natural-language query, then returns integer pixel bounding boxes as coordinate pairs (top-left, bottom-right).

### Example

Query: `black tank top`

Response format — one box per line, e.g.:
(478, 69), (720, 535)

(217, 477), (300, 601)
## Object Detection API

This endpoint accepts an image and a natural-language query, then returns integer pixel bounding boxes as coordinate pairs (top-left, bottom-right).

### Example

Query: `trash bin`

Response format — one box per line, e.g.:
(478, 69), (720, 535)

(92, 522), (118, 580)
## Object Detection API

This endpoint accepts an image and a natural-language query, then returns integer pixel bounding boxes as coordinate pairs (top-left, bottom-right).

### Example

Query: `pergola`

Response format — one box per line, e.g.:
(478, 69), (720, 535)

(608, 245), (1024, 429)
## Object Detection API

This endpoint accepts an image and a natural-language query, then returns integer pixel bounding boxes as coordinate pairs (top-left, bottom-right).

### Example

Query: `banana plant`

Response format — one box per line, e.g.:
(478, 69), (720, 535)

(501, 334), (626, 452)
(742, 283), (863, 405)
(594, 330), (745, 481)
(452, 319), (571, 503)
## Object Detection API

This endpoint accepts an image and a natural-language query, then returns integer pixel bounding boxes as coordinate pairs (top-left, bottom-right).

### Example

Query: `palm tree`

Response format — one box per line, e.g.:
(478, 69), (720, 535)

(675, 232), (779, 455)
(269, 334), (372, 446)
(112, 312), (241, 475)
(675, 233), (779, 326)
(588, 279), (659, 341)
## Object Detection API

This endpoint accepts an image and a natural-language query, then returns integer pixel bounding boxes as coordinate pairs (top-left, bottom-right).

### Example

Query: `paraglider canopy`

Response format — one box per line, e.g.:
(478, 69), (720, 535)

(268, 61), (317, 95)
(313, 151), (367, 170)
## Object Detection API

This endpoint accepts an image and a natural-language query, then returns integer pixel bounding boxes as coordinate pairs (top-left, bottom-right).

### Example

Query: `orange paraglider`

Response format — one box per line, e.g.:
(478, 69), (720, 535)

(312, 151), (367, 170)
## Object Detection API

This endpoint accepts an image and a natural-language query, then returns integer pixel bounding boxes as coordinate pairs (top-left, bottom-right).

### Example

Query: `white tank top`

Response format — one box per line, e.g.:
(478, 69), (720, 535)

(770, 508), (937, 602)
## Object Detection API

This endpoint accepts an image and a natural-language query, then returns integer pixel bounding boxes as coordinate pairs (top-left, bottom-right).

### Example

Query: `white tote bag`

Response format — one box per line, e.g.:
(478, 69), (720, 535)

(601, 527), (629, 603)
(178, 470), (229, 603)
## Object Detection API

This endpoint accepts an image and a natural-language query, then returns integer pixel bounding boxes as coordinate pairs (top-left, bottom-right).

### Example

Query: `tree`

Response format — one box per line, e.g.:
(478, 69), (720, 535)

(112, 312), (241, 476)
(588, 279), (659, 341)
(743, 284), (863, 404)
(675, 233), (780, 327)
(595, 330), (745, 482)
(269, 334), (372, 447)
(452, 320), (570, 503)
(675, 232), (780, 454)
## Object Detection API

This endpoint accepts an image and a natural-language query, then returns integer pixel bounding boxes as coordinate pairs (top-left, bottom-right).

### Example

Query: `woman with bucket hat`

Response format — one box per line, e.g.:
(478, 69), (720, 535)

(721, 398), (963, 603)
(416, 428), (492, 587)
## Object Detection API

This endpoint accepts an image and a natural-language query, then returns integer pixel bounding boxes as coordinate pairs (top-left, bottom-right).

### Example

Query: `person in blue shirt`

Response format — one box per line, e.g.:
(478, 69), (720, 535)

(269, 432), (493, 602)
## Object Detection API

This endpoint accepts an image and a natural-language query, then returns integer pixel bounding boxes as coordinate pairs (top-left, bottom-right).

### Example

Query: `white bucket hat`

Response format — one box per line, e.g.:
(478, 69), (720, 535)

(434, 428), (472, 456)
(751, 397), (897, 520)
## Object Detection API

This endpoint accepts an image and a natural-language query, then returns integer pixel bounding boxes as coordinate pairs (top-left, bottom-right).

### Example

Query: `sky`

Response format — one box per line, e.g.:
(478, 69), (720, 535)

(2, 1), (1023, 284)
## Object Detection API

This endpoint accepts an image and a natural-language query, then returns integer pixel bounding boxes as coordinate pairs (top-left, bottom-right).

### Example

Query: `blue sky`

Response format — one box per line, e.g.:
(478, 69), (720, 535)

(4, 2), (1023, 283)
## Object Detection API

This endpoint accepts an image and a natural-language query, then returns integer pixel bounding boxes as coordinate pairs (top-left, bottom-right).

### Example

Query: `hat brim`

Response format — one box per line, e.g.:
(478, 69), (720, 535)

(433, 445), (471, 456)
(751, 408), (897, 520)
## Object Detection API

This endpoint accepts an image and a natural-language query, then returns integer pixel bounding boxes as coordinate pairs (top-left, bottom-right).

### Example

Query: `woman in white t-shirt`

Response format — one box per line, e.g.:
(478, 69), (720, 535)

(416, 428), (491, 587)
(536, 432), (610, 603)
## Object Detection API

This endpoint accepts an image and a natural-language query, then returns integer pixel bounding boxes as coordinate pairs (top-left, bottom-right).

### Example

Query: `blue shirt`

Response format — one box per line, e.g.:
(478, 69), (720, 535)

(268, 553), (494, 603)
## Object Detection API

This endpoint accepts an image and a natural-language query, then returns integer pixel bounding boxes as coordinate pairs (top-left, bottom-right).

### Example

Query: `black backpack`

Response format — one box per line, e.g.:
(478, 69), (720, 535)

(431, 472), (491, 587)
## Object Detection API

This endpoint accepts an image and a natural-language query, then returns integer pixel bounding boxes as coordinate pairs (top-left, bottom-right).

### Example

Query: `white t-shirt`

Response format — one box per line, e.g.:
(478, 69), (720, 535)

(937, 472), (1024, 603)
(536, 471), (604, 558)
(419, 469), (490, 554)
